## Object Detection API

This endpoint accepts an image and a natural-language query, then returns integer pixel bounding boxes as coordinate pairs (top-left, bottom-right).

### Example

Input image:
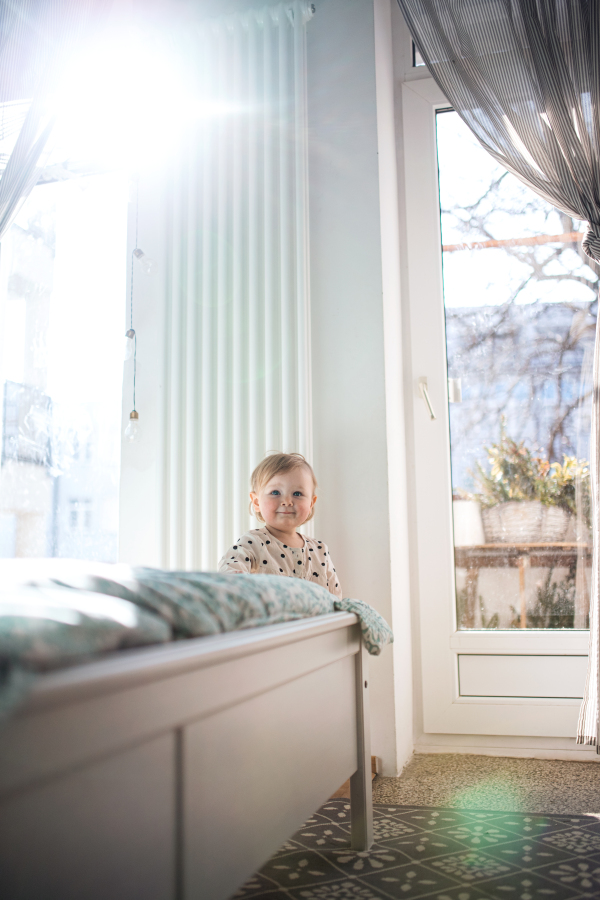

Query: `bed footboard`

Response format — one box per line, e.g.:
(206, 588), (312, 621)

(0, 612), (372, 900)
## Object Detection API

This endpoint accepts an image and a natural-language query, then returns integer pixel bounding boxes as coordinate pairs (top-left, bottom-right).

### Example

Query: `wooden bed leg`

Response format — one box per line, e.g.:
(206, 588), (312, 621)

(350, 638), (373, 850)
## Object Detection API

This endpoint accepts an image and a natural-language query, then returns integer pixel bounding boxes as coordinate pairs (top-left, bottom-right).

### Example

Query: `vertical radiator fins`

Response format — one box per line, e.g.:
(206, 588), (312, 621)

(164, 1), (314, 570)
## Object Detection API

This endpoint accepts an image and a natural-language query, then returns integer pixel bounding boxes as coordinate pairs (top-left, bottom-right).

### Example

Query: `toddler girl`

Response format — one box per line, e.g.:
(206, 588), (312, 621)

(218, 452), (342, 598)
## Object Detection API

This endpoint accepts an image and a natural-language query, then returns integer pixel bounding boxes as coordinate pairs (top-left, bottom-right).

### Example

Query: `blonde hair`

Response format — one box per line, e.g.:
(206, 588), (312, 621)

(250, 452), (317, 523)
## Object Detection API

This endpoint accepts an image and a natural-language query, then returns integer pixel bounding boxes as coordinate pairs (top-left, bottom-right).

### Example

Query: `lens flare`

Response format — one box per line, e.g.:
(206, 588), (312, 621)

(48, 25), (238, 170)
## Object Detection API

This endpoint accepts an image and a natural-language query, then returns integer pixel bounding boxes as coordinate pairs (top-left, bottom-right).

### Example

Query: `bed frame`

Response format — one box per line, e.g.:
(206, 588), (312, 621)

(0, 611), (372, 900)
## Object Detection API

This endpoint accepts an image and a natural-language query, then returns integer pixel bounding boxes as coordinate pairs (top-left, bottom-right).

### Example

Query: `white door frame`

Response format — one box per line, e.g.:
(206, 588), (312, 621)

(401, 77), (591, 748)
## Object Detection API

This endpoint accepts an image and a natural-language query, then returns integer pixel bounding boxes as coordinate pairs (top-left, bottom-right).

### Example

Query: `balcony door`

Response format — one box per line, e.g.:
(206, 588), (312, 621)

(402, 78), (593, 746)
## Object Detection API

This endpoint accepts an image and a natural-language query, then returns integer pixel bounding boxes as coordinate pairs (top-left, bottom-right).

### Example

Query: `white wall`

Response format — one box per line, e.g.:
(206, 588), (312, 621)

(119, 0), (416, 775)
(308, 0), (413, 776)
(374, 0), (414, 774)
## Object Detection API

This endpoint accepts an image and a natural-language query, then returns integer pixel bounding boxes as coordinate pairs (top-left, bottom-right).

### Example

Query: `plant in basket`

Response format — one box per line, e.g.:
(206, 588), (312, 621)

(473, 424), (590, 544)
(474, 431), (543, 507)
(538, 456), (590, 523)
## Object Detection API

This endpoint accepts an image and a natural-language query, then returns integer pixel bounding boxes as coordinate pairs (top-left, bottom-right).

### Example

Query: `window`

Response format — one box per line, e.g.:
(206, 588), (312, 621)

(412, 42), (425, 67)
(437, 110), (594, 631)
(69, 499), (92, 531)
(0, 171), (128, 561)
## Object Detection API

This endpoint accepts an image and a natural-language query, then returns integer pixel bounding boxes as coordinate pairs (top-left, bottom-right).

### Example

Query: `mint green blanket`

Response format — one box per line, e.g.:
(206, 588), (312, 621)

(0, 563), (393, 721)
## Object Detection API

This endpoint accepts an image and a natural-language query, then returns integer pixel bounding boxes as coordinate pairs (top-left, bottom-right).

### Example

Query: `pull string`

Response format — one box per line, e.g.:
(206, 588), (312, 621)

(130, 175), (139, 411)
(124, 175), (141, 442)
(130, 174), (139, 331)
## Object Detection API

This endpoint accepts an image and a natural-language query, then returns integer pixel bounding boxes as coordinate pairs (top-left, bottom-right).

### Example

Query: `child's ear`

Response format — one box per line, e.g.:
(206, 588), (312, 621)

(250, 492), (260, 513)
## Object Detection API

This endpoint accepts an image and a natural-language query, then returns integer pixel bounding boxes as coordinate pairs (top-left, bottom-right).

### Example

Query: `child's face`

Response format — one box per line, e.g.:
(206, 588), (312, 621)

(251, 467), (317, 533)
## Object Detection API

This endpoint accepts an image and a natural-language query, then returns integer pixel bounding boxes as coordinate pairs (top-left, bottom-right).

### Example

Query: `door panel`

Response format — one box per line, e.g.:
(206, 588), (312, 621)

(458, 655), (587, 699)
(401, 79), (590, 739)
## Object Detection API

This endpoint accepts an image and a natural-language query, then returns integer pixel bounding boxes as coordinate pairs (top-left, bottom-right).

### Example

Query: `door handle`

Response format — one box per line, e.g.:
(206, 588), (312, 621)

(418, 377), (436, 420)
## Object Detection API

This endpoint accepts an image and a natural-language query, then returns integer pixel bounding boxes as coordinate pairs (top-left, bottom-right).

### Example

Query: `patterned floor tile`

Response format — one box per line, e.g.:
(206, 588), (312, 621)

(270, 838), (308, 859)
(240, 801), (600, 899)
(570, 816), (600, 834)
(260, 848), (347, 889)
(232, 872), (292, 898)
(317, 803), (353, 824)
(427, 888), (496, 900)
(286, 880), (385, 899)
(328, 847), (409, 876)
(540, 827), (600, 856)
(380, 828), (473, 859)
(293, 822), (353, 850)
(532, 858), (600, 895)
(480, 838), (574, 870)
(373, 815), (424, 843)
(487, 815), (578, 840)
(474, 870), (581, 899)
(425, 849), (515, 883)
(434, 821), (526, 850)
(578, 847), (600, 867)
(391, 809), (498, 832)
(358, 860), (460, 897)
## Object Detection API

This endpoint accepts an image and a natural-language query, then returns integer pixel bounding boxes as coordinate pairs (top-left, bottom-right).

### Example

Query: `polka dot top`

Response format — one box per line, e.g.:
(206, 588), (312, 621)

(218, 527), (342, 598)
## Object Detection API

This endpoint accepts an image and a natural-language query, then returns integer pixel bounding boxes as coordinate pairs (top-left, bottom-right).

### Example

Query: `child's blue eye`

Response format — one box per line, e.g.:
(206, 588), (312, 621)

(270, 490), (280, 495)
(293, 491), (302, 496)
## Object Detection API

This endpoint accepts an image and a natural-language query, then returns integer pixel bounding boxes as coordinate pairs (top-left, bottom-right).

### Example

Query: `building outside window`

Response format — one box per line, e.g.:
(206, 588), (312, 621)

(0, 170), (127, 561)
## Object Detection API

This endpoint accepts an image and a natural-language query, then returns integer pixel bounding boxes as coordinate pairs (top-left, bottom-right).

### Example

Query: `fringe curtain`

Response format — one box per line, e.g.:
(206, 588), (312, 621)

(163, 2), (314, 570)
(395, 0), (600, 749)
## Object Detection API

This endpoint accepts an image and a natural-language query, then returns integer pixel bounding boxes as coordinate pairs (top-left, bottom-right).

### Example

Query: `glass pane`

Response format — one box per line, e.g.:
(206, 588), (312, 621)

(0, 172), (127, 561)
(437, 109), (595, 631)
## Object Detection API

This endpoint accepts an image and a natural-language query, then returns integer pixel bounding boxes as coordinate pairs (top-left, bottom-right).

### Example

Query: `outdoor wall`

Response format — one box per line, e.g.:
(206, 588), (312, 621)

(308, 0), (413, 776)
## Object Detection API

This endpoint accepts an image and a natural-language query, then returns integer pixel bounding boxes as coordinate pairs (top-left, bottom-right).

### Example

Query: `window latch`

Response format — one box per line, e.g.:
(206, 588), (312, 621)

(418, 377), (436, 420)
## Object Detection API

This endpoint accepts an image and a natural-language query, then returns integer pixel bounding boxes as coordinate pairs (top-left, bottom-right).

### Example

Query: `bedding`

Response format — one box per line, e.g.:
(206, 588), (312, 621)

(0, 560), (393, 721)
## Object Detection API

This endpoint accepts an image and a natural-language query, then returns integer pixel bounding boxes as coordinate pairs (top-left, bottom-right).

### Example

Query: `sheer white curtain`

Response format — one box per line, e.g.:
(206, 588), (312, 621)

(396, 0), (600, 750)
(0, 0), (102, 240)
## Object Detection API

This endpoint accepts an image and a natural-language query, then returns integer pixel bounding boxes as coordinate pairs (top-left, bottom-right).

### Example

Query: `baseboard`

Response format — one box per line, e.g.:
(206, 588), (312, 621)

(416, 745), (600, 762)
(414, 733), (600, 762)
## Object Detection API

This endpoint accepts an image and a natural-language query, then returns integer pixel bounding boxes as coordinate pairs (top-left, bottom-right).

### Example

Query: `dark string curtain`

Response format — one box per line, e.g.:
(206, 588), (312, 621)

(395, 0), (600, 750)
(0, 0), (107, 239)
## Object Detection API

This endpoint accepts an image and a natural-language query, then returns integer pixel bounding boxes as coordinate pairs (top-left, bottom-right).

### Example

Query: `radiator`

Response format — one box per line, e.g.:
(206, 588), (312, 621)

(164, 1), (314, 569)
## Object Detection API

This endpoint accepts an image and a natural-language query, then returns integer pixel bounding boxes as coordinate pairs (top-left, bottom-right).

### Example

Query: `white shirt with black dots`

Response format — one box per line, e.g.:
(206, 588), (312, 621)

(217, 527), (342, 598)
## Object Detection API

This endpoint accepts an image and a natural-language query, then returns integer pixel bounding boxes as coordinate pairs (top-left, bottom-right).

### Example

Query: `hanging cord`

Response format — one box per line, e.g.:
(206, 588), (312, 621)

(130, 174), (139, 329)
(130, 175), (140, 411)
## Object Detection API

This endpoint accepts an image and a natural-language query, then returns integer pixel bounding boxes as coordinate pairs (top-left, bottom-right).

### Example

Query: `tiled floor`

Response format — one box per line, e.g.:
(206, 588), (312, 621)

(236, 798), (600, 899)
(236, 755), (600, 898)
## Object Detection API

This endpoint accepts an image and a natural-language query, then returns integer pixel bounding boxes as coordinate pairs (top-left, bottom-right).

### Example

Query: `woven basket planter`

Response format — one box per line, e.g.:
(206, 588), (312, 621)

(482, 501), (570, 543)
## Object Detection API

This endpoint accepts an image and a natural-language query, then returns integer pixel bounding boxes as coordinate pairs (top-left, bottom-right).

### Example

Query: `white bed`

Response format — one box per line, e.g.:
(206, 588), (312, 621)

(0, 610), (372, 900)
